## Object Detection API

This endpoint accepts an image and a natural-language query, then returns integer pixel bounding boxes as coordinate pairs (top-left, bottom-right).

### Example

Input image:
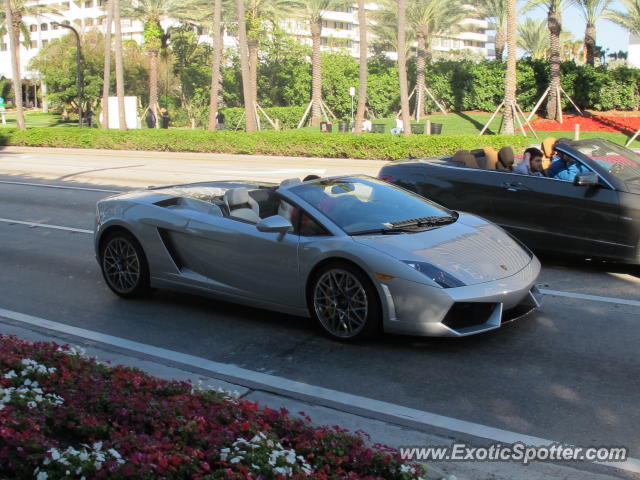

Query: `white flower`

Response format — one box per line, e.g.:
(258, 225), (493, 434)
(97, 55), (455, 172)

(49, 449), (61, 461)
(36, 471), (48, 480)
(3, 370), (16, 379)
(108, 448), (122, 459)
(230, 457), (242, 464)
(27, 401), (36, 408)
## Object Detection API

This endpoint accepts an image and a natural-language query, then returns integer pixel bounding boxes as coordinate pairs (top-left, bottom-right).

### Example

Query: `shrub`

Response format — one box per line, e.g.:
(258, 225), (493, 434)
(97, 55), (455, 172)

(0, 127), (532, 160)
(0, 334), (428, 479)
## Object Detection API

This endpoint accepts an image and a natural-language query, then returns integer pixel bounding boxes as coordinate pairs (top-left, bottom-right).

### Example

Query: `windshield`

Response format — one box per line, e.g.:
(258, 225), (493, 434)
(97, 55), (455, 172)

(289, 176), (455, 234)
(571, 139), (640, 184)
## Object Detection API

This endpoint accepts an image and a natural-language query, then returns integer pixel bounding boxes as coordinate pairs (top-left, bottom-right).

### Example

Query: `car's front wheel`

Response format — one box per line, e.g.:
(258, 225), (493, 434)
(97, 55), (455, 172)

(310, 263), (381, 341)
(100, 231), (150, 298)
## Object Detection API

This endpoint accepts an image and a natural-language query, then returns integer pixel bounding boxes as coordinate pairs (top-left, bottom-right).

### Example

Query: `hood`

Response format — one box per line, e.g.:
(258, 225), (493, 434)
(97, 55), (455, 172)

(354, 215), (532, 286)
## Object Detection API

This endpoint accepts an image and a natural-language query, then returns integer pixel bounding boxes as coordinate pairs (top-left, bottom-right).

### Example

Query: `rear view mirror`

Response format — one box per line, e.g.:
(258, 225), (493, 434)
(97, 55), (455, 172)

(573, 172), (599, 187)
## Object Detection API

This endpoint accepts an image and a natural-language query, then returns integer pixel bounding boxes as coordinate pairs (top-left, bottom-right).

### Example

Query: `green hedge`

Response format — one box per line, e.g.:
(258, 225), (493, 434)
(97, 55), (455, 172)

(0, 127), (532, 160)
(219, 106), (308, 131)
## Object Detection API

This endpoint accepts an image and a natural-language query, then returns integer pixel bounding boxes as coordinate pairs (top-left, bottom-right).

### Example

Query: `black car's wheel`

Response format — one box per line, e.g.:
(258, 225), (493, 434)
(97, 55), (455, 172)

(309, 263), (381, 341)
(100, 231), (150, 298)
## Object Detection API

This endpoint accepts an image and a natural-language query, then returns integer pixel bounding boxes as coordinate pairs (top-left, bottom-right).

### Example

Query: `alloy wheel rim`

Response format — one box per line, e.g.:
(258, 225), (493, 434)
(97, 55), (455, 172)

(314, 269), (368, 338)
(103, 238), (141, 294)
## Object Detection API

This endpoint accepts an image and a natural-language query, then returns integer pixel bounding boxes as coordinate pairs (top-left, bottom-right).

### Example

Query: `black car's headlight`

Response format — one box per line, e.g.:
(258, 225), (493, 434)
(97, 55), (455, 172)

(403, 261), (465, 288)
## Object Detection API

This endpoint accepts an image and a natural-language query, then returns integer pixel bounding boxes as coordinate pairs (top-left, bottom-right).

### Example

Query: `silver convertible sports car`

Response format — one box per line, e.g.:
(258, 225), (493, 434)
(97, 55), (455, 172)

(94, 175), (542, 340)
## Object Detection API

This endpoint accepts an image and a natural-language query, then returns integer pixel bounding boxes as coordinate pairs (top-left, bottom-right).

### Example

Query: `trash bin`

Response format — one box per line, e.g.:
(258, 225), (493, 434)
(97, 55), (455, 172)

(338, 121), (351, 132)
(371, 123), (386, 133)
(429, 122), (443, 135)
(320, 121), (332, 132)
(410, 123), (425, 134)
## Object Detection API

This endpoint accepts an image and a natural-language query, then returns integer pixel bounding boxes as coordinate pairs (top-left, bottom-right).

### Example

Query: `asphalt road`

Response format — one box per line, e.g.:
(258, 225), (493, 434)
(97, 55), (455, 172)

(1, 147), (639, 467)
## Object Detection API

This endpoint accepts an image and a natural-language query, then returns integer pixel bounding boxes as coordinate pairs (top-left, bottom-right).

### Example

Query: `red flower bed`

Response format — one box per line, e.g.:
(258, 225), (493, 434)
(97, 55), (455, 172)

(529, 115), (640, 134)
(0, 335), (427, 479)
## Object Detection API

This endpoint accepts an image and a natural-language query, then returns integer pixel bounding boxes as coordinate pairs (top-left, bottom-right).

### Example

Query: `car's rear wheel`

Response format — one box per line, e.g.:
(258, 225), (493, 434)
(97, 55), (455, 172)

(100, 231), (150, 298)
(310, 263), (381, 341)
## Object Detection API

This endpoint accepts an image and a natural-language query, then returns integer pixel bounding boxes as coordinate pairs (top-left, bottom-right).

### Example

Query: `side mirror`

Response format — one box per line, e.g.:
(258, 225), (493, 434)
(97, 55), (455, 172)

(573, 171), (599, 187)
(256, 215), (293, 234)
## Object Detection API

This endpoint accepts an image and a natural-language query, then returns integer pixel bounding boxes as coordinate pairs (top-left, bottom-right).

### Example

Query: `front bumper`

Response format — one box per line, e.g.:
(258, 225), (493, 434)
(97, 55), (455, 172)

(380, 258), (542, 337)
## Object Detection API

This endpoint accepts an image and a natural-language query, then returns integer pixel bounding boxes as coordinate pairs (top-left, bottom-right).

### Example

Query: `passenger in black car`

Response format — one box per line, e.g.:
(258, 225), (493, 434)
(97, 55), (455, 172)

(514, 147), (546, 177)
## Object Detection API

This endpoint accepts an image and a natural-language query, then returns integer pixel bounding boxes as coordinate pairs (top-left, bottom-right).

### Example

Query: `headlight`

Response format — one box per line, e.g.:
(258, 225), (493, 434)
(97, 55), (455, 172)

(403, 261), (465, 288)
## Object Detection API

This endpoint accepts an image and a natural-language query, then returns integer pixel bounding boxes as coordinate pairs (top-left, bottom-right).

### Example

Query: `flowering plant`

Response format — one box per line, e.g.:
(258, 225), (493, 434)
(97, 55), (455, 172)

(0, 335), (427, 479)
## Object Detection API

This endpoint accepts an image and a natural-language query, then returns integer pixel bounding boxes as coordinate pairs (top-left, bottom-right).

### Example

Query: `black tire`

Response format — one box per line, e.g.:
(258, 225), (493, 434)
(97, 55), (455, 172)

(100, 231), (150, 298)
(308, 262), (381, 341)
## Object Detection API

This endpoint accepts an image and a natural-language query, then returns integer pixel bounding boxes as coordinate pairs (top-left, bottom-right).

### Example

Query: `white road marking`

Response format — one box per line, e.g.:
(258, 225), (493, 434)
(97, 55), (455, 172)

(0, 307), (637, 474)
(540, 289), (640, 307)
(0, 180), (121, 193)
(208, 168), (326, 175)
(0, 218), (93, 234)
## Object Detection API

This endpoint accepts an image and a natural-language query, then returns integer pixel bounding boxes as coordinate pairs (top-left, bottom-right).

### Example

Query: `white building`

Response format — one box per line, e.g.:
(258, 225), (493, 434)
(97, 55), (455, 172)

(0, 1), (488, 94)
(628, 33), (640, 68)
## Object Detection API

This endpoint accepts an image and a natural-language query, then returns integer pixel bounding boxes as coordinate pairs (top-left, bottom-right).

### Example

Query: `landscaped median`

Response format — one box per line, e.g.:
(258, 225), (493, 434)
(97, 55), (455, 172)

(0, 334), (430, 479)
(0, 127), (532, 161)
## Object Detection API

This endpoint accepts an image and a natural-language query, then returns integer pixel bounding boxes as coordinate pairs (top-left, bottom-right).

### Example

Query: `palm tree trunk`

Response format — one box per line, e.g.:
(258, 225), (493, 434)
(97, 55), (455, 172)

(354, 0), (367, 134)
(584, 22), (596, 66)
(501, 0), (517, 134)
(149, 48), (159, 128)
(101, 0), (114, 129)
(4, 1), (25, 129)
(236, 0), (257, 132)
(494, 26), (505, 61)
(310, 19), (322, 127)
(248, 38), (258, 111)
(415, 30), (427, 121)
(397, 0), (411, 136)
(547, 10), (562, 121)
(207, 0), (222, 131)
(113, 0), (127, 131)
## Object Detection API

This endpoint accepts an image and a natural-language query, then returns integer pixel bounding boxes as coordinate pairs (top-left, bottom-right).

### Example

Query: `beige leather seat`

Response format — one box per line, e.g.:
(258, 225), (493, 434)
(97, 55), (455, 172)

(452, 149), (480, 169)
(224, 188), (261, 223)
(483, 146), (499, 170)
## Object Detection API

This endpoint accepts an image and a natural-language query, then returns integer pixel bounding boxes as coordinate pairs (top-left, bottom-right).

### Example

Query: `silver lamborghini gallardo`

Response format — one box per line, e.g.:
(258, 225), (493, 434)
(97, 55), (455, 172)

(94, 175), (542, 340)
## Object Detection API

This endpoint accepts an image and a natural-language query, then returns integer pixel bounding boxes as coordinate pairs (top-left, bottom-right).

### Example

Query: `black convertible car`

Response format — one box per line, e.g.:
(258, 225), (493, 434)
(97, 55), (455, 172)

(378, 138), (640, 264)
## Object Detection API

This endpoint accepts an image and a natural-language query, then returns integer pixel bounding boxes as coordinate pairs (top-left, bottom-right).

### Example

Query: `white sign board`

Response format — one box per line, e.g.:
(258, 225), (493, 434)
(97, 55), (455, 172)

(104, 96), (139, 129)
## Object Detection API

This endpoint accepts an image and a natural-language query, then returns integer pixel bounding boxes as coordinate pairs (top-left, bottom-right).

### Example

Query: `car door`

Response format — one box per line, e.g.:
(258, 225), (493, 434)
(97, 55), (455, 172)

(491, 169), (622, 258)
(174, 213), (302, 307)
(399, 164), (504, 221)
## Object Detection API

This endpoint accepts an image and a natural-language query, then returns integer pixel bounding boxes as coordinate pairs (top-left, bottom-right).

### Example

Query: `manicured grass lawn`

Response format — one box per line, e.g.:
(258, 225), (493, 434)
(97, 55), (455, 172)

(1, 110), (74, 128)
(301, 112), (640, 148)
(4, 110), (640, 150)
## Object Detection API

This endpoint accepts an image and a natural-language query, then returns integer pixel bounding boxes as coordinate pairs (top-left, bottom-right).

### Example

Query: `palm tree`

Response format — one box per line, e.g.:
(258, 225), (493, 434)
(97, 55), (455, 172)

(354, 0), (367, 134)
(2, 0), (24, 129)
(517, 17), (549, 59)
(101, 0), (114, 128)
(245, 0), (300, 114)
(113, 0), (126, 130)
(299, 0), (351, 127)
(523, 0), (571, 121)
(375, 0), (466, 120)
(605, 0), (640, 40)
(398, 0), (411, 136)
(476, 0), (508, 60)
(122, 0), (199, 126)
(577, 0), (612, 66)
(409, 0), (467, 119)
(207, 0), (223, 131)
(236, 0), (257, 131)
(501, 0), (516, 134)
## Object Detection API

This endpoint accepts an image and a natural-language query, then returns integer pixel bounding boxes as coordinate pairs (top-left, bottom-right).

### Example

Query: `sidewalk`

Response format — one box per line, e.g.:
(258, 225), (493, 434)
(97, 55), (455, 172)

(0, 315), (629, 480)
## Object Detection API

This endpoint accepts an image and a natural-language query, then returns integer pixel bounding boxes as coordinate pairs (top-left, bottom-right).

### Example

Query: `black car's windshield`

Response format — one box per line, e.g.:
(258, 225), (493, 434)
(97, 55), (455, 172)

(289, 176), (455, 234)
(571, 139), (640, 184)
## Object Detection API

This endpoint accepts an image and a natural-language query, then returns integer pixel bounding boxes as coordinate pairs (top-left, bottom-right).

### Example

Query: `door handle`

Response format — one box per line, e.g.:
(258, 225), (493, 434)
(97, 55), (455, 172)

(502, 182), (528, 192)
